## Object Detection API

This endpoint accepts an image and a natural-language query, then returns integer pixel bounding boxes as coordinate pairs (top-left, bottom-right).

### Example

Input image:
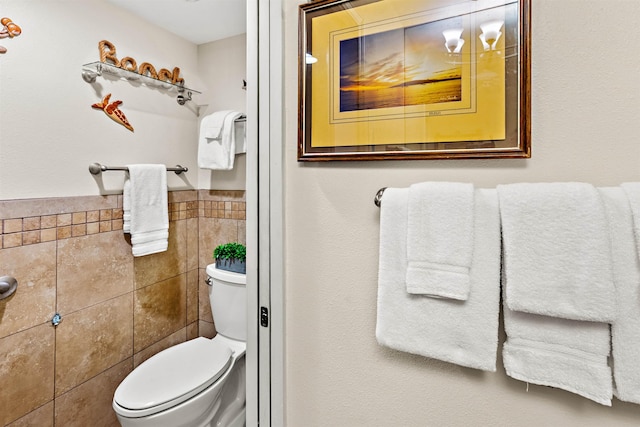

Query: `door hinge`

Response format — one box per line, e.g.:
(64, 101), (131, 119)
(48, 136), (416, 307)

(260, 306), (269, 327)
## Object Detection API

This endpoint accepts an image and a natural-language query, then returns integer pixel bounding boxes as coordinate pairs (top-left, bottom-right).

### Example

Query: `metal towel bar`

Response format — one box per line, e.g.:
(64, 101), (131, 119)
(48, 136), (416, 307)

(88, 162), (188, 175)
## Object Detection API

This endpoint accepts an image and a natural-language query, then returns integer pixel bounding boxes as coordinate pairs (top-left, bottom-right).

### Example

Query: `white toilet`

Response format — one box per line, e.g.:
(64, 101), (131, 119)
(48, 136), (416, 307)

(112, 264), (247, 427)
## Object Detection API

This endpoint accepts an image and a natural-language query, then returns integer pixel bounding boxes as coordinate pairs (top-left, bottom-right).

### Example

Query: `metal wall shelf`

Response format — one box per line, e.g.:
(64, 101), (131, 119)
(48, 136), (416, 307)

(82, 61), (201, 104)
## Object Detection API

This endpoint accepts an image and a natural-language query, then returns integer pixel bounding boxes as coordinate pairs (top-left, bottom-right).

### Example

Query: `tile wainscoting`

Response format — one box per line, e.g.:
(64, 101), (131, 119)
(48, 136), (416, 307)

(0, 190), (246, 426)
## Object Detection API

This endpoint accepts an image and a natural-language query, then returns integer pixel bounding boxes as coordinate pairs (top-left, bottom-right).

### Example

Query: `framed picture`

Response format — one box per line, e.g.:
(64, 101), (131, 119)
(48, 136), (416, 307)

(298, 0), (531, 161)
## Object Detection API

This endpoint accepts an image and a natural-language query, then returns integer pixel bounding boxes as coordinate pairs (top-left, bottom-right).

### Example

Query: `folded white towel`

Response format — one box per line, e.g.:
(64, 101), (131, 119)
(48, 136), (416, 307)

(123, 178), (131, 233)
(502, 308), (612, 405)
(198, 110), (244, 170)
(610, 185), (640, 404)
(376, 188), (501, 371)
(497, 182), (615, 322)
(405, 182), (474, 300)
(124, 164), (169, 257)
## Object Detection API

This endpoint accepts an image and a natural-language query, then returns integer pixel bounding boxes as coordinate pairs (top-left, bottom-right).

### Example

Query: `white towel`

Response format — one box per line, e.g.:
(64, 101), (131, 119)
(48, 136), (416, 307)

(406, 182), (474, 299)
(376, 188), (501, 371)
(123, 164), (169, 257)
(497, 182), (615, 322)
(622, 182), (640, 254)
(198, 110), (244, 170)
(123, 178), (131, 233)
(234, 120), (247, 154)
(502, 306), (612, 406)
(610, 185), (640, 403)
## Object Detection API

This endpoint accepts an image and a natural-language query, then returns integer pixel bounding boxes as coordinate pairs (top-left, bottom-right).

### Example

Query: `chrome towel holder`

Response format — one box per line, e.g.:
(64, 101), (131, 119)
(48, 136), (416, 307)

(374, 187), (386, 208)
(88, 162), (188, 175)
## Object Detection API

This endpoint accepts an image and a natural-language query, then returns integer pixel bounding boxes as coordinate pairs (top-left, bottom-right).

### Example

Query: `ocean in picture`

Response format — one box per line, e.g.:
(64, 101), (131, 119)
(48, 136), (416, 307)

(339, 14), (464, 112)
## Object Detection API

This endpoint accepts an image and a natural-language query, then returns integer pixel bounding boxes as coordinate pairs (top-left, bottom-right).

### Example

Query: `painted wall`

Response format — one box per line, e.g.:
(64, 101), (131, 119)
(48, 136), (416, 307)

(0, 0), (199, 200)
(283, 0), (640, 425)
(197, 34), (248, 191)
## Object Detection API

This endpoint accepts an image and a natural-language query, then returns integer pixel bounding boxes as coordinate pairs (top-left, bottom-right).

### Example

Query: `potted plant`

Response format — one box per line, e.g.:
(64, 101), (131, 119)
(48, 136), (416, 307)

(213, 242), (246, 274)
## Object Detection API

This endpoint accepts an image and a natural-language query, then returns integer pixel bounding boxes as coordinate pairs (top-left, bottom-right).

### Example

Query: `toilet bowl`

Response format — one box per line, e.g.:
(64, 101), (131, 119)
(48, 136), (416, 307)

(112, 265), (247, 427)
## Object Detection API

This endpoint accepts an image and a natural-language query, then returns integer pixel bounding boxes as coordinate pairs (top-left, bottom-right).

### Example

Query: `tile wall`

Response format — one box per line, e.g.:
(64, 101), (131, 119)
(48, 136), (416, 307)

(0, 190), (246, 426)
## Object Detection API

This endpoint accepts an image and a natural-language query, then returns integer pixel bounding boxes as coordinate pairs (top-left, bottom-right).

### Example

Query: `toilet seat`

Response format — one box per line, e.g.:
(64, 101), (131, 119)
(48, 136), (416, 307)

(114, 337), (232, 418)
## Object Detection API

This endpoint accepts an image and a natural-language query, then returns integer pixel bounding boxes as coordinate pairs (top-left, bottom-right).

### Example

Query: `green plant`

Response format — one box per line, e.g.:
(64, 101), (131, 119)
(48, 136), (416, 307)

(213, 242), (246, 262)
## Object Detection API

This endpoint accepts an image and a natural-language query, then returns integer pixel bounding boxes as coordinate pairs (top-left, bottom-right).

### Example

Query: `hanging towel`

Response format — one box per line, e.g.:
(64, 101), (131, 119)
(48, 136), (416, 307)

(123, 178), (131, 233)
(376, 188), (501, 371)
(622, 182), (640, 253)
(198, 110), (244, 170)
(234, 119), (247, 154)
(123, 164), (169, 257)
(610, 185), (640, 404)
(502, 304), (613, 405)
(497, 182), (615, 322)
(406, 182), (474, 299)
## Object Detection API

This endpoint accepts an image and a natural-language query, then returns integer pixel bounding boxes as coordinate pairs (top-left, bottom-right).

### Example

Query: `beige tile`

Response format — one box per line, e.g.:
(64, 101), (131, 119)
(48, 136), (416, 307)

(198, 268), (213, 323)
(133, 328), (187, 367)
(134, 274), (186, 352)
(23, 217), (41, 232)
(0, 324), (55, 426)
(7, 402), (54, 427)
(71, 224), (87, 237)
(100, 209), (113, 221)
(198, 190), (245, 202)
(40, 228), (56, 243)
(199, 320), (216, 339)
(22, 231), (41, 246)
(55, 358), (132, 427)
(187, 322), (199, 340)
(57, 231), (133, 314)
(86, 222), (100, 235)
(99, 220), (112, 233)
(0, 242), (56, 339)
(4, 218), (23, 233)
(0, 196), (118, 220)
(237, 220), (247, 245)
(3, 233), (22, 248)
(198, 217), (239, 269)
(55, 294), (133, 396)
(56, 214), (72, 227)
(86, 210), (100, 223)
(187, 268), (199, 324)
(133, 221), (186, 289)
(56, 226), (71, 240)
(168, 190), (197, 204)
(41, 215), (57, 229)
(72, 212), (86, 224)
(186, 217), (199, 271)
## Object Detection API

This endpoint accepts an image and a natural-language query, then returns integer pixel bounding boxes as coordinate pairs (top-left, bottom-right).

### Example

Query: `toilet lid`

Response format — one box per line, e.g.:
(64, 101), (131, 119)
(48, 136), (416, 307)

(114, 337), (232, 411)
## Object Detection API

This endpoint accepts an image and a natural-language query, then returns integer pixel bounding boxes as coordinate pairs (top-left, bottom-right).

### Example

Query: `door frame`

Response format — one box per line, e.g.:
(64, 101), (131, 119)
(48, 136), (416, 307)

(246, 0), (284, 425)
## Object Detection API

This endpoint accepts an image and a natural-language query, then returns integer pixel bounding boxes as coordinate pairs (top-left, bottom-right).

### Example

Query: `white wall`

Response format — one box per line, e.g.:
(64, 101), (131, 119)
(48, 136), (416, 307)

(0, 0), (199, 200)
(283, 0), (640, 425)
(197, 34), (247, 191)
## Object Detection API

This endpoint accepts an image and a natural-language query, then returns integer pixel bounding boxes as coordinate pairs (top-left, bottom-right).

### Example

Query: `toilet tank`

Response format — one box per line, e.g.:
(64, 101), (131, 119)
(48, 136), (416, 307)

(206, 264), (246, 341)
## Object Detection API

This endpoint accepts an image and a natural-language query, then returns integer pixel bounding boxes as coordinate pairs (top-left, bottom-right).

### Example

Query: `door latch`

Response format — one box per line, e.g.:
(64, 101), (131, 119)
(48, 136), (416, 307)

(260, 306), (269, 327)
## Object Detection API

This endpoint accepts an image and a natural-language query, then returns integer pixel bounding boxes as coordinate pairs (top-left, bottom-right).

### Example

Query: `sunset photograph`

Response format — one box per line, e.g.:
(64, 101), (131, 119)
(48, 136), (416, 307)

(339, 16), (465, 112)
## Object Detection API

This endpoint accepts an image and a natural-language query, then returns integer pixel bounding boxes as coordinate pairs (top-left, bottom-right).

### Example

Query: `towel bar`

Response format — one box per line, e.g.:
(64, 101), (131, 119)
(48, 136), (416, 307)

(89, 163), (188, 175)
(374, 187), (386, 208)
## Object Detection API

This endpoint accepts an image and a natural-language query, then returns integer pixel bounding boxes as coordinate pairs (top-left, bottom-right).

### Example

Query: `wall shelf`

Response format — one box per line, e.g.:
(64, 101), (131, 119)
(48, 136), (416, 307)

(82, 61), (201, 104)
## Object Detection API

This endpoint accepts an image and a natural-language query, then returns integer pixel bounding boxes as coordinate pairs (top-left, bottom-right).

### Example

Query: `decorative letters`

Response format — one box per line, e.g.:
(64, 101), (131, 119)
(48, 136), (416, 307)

(98, 40), (185, 86)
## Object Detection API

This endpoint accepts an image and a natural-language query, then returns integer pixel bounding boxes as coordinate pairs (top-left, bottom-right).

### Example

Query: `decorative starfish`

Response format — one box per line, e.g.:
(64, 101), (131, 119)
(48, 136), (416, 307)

(0, 17), (22, 54)
(91, 94), (134, 132)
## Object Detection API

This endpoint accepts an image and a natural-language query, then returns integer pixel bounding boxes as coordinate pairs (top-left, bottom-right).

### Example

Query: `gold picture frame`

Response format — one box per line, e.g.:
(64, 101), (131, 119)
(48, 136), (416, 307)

(298, 0), (531, 161)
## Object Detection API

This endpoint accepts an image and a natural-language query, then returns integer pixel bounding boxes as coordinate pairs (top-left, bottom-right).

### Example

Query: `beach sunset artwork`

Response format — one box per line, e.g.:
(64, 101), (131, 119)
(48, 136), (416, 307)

(339, 16), (464, 112)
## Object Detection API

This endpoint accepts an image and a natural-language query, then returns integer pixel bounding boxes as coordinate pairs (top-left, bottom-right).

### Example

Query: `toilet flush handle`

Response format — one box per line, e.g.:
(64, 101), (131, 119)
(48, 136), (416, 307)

(205, 277), (213, 286)
(0, 276), (18, 300)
